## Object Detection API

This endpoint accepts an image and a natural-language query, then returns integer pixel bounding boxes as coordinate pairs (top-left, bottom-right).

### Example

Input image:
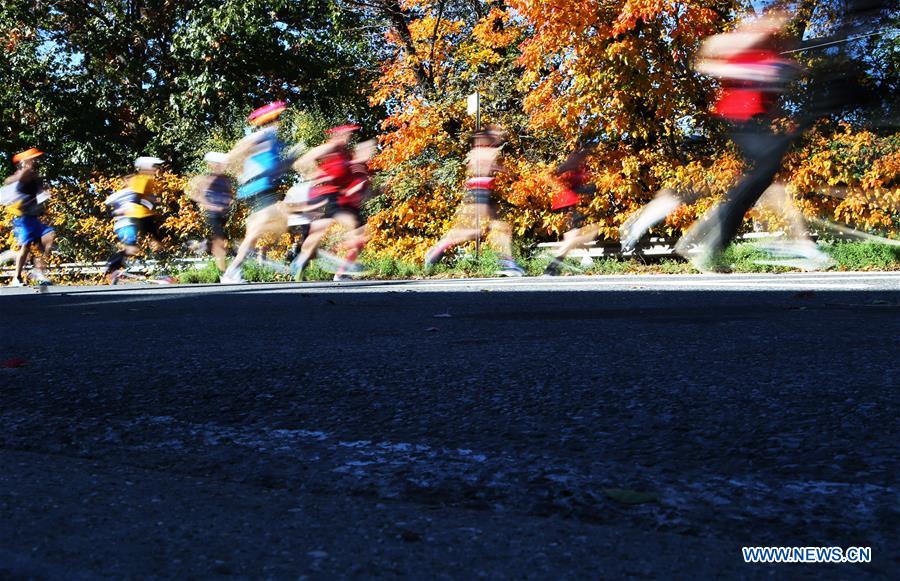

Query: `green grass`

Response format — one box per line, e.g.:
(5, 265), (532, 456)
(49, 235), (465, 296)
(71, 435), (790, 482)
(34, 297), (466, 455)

(241, 259), (335, 282)
(169, 241), (900, 284)
(364, 255), (423, 279)
(719, 244), (796, 273)
(177, 262), (222, 284)
(822, 241), (900, 271)
(174, 258), (334, 284)
(451, 248), (502, 277)
(718, 241), (900, 273)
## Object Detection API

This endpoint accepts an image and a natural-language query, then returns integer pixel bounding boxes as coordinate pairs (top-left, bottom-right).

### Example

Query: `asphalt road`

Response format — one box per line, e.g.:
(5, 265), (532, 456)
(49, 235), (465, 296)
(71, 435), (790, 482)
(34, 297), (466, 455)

(1, 273), (898, 579)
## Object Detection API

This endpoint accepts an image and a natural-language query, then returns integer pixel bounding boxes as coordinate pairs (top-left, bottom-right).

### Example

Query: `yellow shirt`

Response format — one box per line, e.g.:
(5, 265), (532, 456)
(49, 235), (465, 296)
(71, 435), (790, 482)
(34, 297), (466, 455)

(125, 174), (157, 217)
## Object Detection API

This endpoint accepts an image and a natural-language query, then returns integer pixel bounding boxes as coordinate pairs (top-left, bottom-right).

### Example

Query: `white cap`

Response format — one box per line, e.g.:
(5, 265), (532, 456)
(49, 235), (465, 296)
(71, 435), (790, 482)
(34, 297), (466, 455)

(135, 156), (164, 170)
(204, 152), (229, 165)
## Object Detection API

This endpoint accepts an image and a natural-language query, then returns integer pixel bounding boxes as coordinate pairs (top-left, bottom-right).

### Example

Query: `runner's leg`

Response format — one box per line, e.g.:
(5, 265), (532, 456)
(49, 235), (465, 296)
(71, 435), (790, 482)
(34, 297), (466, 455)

(13, 244), (31, 283)
(292, 218), (335, 278)
(425, 203), (483, 268)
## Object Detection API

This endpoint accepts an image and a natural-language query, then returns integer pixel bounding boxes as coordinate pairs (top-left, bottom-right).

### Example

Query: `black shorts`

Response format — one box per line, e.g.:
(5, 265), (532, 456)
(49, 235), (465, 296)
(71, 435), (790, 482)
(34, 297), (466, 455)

(138, 215), (164, 241)
(465, 187), (493, 206)
(553, 206), (585, 230)
(317, 195), (340, 219)
(287, 223), (311, 238)
(334, 206), (363, 226)
(204, 211), (228, 239)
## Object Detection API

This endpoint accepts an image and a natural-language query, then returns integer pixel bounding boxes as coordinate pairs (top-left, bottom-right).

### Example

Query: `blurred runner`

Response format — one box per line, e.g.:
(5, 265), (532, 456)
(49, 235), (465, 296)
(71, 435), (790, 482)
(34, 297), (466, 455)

(103, 156), (165, 283)
(750, 182), (834, 270)
(618, 138), (714, 253)
(675, 11), (805, 272)
(0, 148), (55, 286)
(187, 152), (235, 273)
(283, 181), (315, 265)
(424, 126), (524, 276)
(289, 124), (362, 280)
(626, 2), (889, 266)
(618, 187), (684, 254)
(332, 138), (376, 281)
(543, 146), (598, 276)
(221, 102), (291, 284)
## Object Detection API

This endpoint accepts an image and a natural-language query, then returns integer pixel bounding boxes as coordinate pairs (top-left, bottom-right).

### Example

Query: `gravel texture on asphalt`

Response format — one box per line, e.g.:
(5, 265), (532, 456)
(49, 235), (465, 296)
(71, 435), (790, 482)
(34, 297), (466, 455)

(0, 279), (897, 578)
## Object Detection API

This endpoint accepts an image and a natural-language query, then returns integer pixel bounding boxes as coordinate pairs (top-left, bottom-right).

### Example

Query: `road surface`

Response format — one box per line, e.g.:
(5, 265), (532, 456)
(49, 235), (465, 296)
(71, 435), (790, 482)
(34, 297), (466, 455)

(1, 272), (898, 578)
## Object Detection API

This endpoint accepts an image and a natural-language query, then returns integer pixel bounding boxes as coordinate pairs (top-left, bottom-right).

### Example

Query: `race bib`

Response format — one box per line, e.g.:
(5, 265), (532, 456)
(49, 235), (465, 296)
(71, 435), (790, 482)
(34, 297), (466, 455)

(0, 183), (16, 205)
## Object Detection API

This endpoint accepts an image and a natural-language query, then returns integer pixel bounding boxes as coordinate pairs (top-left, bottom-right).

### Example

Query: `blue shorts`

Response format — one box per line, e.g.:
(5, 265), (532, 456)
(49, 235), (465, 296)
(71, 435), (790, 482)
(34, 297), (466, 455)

(12, 216), (54, 247)
(115, 222), (139, 246)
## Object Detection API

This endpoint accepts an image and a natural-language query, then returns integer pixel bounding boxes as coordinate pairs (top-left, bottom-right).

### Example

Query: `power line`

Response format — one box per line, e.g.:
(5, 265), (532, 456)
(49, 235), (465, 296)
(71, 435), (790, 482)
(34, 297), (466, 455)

(781, 29), (893, 55)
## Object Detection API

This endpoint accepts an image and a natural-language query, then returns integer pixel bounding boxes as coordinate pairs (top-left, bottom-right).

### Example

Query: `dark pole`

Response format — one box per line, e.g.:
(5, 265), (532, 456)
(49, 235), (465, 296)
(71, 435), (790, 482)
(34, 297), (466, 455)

(475, 91), (481, 260)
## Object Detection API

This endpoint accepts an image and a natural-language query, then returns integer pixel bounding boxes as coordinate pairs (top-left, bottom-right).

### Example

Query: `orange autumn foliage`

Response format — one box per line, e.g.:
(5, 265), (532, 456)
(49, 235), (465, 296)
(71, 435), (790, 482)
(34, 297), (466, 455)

(3, 4), (897, 267)
(364, 2), (898, 262)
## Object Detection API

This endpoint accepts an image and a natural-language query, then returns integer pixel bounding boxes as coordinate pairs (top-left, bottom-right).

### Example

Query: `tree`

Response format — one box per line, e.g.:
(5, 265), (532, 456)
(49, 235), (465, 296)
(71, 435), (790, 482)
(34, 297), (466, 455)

(0, 1), (377, 178)
(363, 0), (898, 258)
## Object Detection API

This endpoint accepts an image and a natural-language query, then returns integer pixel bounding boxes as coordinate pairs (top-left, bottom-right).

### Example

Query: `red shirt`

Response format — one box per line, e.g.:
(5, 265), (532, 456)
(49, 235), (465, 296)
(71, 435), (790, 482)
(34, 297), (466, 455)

(339, 161), (370, 209)
(714, 49), (790, 122)
(552, 167), (587, 210)
(319, 148), (354, 190)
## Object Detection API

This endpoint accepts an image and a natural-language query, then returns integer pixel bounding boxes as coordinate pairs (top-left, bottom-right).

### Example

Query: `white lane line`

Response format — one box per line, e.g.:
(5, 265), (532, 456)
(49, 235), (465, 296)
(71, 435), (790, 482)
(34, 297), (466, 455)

(57, 279), (887, 300)
(408, 279), (865, 288)
(328, 274), (899, 290)
(288, 277), (886, 290)
(266, 283), (876, 293)
(17, 271), (900, 301)
(439, 273), (899, 283)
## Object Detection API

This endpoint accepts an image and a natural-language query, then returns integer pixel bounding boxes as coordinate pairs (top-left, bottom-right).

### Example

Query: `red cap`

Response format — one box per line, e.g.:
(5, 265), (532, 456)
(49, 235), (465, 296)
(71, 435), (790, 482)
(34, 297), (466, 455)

(327, 124), (360, 135)
(248, 101), (287, 126)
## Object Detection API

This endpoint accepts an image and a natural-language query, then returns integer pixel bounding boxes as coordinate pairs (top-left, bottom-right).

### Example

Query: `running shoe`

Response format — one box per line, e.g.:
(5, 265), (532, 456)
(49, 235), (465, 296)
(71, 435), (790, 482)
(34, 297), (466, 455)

(8, 276), (26, 287)
(795, 245), (836, 272)
(543, 259), (563, 276)
(289, 255), (308, 279)
(496, 259), (525, 277)
(619, 225), (640, 254)
(335, 257), (369, 277)
(219, 269), (246, 284)
(32, 269), (53, 286)
(754, 240), (836, 272)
